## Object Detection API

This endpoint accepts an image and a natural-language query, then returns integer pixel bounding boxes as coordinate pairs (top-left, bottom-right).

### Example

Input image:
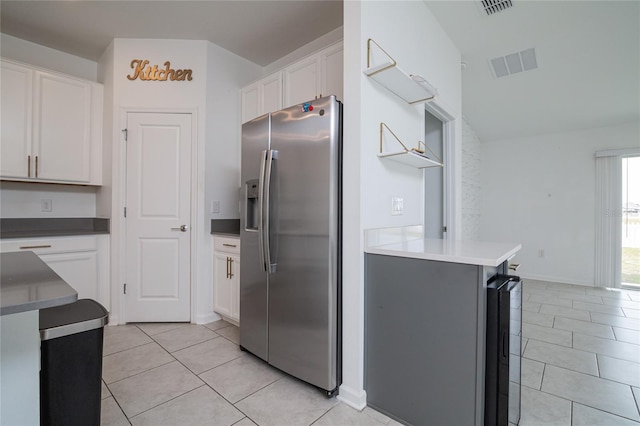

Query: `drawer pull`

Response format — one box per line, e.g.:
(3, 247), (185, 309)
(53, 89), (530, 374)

(19, 244), (52, 250)
(222, 243), (237, 248)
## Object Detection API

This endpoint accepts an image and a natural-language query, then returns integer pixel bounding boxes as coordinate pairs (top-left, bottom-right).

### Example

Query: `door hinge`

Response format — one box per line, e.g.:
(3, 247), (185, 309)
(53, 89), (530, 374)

(443, 226), (447, 233)
(124, 207), (127, 218)
(122, 128), (128, 141)
(123, 283), (127, 294)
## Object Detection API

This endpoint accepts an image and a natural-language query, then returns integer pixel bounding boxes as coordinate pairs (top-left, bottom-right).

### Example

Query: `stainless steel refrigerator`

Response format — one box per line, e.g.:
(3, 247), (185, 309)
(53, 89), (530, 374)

(239, 96), (342, 396)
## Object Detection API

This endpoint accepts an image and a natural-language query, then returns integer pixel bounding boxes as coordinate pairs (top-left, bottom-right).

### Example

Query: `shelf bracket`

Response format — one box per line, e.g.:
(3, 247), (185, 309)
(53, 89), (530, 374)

(364, 38), (439, 104)
(366, 38), (397, 76)
(379, 122), (443, 166)
(379, 122), (410, 154)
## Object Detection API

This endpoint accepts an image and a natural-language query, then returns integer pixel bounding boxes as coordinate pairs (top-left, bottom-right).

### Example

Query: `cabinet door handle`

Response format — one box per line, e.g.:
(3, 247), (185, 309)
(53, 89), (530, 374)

(35, 156), (39, 178)
(222, 243), (237, 248)
(229, 257), (234, 278)
(19, 244), (52, 250)
(226, 257), (230, 279)
(27, 155), (31, 178)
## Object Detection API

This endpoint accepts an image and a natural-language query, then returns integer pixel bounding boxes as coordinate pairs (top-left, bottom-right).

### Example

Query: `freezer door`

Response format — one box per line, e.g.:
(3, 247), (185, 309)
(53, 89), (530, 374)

(240, 113), (270, 361)
(267, 96), (342, 392)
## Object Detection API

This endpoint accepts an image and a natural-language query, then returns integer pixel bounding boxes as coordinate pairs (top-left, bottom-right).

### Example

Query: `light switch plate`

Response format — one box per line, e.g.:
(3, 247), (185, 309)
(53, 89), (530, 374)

(41, 199), (52, 212)
(391, 197), (403, 215)
(211, 200), (220, 214)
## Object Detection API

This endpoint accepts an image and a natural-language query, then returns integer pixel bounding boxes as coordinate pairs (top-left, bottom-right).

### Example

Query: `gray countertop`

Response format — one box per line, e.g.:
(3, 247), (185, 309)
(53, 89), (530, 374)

(1, 251), (78, 316)
(0, 218), (110, 239)
(210, 219), (240, 236)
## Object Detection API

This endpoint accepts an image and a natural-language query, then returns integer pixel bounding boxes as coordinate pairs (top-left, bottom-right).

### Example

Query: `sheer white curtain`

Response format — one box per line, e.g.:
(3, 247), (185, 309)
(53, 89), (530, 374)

(594, 153), (623, 288)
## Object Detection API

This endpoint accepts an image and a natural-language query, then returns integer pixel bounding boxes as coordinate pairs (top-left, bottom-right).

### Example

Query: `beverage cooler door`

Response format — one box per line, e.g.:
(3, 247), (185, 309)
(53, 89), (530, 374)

(485, 275), (522, 426)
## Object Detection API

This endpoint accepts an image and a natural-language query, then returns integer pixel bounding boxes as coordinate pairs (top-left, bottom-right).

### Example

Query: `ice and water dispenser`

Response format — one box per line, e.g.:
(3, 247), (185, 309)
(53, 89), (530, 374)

(245, 179), (259, 231)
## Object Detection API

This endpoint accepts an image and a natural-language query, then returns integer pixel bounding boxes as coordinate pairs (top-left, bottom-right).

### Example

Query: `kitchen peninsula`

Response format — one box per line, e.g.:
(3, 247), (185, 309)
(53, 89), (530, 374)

(364, 226), (521, 425)
(1, 251), (78, 425)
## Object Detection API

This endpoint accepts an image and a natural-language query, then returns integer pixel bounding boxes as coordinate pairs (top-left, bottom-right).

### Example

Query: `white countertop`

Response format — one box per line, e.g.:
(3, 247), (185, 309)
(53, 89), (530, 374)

(364, 226), (521, 267)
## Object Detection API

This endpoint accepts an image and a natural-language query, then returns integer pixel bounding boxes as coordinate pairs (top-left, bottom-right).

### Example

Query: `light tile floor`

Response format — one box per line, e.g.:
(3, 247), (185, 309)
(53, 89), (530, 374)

(100, 280), (640, 426)
(100, 320), (399, 426)
(518, 280), (640, 426)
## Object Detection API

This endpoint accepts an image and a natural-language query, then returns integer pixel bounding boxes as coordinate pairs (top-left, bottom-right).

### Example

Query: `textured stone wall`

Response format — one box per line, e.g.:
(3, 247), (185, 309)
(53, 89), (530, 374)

(461, 119), (482, 240)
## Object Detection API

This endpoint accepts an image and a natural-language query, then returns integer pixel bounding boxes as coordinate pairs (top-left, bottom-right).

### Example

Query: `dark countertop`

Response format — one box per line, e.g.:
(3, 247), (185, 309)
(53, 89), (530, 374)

(1, 251), (78, 316)
(0, 218), (109, 239)
(210, 219), (240, 236)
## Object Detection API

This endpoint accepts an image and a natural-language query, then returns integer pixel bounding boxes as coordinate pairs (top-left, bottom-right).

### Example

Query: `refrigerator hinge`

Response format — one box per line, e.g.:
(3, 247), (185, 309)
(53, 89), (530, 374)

(123, 283), (127, 294)
(122, 128), (128, 141)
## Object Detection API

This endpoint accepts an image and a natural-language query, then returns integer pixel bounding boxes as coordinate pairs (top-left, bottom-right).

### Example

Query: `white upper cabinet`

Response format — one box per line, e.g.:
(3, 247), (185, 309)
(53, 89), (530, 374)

(0, 59), (103, 185)
(1, 61), (33, 178)
(261, 73), (283, 117)
(241, 41), (343, 124)
(283, 54), (321, 107)
(321, 43), (344, 102)
(241, 72), (283, 124)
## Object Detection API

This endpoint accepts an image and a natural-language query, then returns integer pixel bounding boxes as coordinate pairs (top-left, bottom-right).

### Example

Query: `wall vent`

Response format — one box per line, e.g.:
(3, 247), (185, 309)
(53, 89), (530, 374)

(490, 48), (538, 78)
(481, 0), (513, 16)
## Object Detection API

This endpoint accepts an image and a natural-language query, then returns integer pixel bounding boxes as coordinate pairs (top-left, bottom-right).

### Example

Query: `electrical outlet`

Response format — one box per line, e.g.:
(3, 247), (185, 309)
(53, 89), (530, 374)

(41, 199), (52, 212)
(391, 197), (403, 216)
(211, 200), (220, 214)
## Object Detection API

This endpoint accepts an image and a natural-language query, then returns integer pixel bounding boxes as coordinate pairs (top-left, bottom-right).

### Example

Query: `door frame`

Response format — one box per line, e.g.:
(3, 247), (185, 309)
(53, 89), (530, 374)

(112, 107), (200, 324)
(423, 99), (457, 241)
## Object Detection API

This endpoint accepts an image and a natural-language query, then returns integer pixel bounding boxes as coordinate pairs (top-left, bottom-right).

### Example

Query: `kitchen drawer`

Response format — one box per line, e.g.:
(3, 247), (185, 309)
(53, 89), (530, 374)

(0, 235), (98, 254)
(213, 236), (240, 254)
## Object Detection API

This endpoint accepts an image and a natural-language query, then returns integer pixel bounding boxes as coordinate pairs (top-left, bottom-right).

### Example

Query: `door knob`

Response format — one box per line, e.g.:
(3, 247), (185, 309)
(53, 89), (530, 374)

(171, 225), (189, 232)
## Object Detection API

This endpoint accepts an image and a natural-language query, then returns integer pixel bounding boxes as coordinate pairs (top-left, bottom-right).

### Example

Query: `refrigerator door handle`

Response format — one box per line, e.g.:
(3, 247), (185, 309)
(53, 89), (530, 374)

(257, 149), (268, 272)
(263, 149), (278, 273)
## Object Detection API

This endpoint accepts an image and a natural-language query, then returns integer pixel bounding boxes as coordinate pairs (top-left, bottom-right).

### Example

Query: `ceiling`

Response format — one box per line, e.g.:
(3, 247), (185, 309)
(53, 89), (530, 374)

(0, 1), (344, 66)
(1, 1), (638, 142)
(426, 0), (640, 141)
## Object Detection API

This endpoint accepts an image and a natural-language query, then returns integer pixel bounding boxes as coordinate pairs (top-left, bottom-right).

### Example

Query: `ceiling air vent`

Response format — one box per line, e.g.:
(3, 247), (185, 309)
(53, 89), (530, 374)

(481, 0), (513, 16)
(490, 48), (538, 78)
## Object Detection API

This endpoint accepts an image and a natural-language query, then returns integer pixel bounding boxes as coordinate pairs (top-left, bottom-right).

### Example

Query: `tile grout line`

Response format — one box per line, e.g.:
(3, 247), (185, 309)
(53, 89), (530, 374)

(126, 383), (209, 423)
(103, 381), (133, 425)
(632, 385), (640, 418)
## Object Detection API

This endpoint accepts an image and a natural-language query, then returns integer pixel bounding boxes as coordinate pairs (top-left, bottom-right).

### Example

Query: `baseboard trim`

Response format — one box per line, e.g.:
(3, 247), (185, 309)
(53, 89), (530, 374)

(337, 385), (367, 410)
(520, 273), (594, 287)
(194, 312), (220, 325)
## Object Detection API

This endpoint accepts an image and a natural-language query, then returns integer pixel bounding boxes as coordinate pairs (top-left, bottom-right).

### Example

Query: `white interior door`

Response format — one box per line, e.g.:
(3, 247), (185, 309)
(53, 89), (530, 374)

(125, 112), (192, 322)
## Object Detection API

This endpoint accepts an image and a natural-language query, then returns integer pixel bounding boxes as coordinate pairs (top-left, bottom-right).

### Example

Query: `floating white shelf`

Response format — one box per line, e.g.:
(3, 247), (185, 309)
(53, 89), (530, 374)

(378, 122), (443, 169)
(363, 39), (438, 105)
(378, 150), (443, 169)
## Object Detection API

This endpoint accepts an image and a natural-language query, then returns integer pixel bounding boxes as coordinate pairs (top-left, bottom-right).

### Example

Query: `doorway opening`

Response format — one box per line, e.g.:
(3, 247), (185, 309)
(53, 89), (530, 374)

(423, 110), (445, 239)
(622, 155), (640, 289)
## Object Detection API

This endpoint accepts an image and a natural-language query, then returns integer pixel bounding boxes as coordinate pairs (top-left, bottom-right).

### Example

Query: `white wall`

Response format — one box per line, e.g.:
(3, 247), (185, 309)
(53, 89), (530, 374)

(0, 33), (97, 80)
(0, 182), (96, 218)
(480, 121), (640, 286)
(204, 42), (261, 323)
(96, 41), (115, 219)
(205, 43), (261, 221)
(462, 119), (482, 240)
(341, 0), (461, 409)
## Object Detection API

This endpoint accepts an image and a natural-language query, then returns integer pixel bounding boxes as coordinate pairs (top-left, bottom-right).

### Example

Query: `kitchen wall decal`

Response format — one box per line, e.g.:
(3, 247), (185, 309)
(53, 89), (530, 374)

(127, 60), (193, 81)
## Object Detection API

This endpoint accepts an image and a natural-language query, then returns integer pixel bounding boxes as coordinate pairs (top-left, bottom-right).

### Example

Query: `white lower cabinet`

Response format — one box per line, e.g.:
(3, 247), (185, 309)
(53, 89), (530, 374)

(213, 235), (240, 325)
(0, 235), (110, 310)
